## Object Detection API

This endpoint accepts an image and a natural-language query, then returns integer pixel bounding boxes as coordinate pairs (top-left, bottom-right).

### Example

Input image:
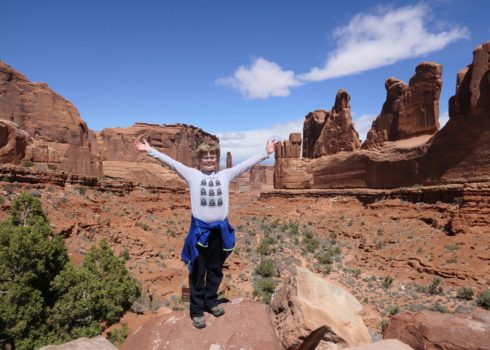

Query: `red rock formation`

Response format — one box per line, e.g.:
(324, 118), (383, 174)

(0, 61), (102, 176)
(98, 123), (217, 168)
(311, 89), (361, 157)
(121, 298), (282, 350)
(275, 41), (490, 190)
(250, 164), (274, 189)
(384, 310), (490, 350)
(275, 132), (302, 159)
(303, 110), (327, 158)
(420, 42), (490, 183)
(226, 151), (232, 168)
(363, 62), (442, 149)
(0, 120), (30, 164)
(96, 123), (217, 185)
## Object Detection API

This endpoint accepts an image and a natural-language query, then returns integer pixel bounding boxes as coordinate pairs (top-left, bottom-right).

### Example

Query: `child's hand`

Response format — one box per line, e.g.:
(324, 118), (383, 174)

(266, 140), (278, 154)
(134, 139), (151, 152)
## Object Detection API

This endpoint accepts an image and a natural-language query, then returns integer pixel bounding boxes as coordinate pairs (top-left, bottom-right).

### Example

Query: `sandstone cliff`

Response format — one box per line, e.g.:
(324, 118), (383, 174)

(0, 61), (102, 176)
(96, 123), (218, 186)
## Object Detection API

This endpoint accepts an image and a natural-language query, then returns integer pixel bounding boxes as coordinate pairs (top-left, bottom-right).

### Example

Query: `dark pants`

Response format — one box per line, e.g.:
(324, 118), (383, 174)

(189, 229), (226, 317)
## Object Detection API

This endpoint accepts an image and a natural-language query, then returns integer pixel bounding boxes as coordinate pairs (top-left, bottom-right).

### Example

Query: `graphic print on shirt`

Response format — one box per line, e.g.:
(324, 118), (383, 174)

(200, 178), (223, 207)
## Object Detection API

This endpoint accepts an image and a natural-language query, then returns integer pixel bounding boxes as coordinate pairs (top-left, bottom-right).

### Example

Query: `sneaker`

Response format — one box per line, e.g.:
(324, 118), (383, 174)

(192, 315), (206, 329)
(207, 305), (225, 317)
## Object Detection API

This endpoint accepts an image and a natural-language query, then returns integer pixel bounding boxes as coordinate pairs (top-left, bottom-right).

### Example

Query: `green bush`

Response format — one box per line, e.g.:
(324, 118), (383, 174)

(430, 301), (448, 313)
(108, 323), (129, 346)
(256, 259), (275, 278)
(0, 193), (139, 349)
(476, 290), (490, 310)
(380, 319), (388, 333)
(253, 278), (276, 304)
(387, 305), (399, 316)
(428, 277), (444, 295)
(382, 276), (394, 289)
(22, 160), (34, 167)
(257, 240), (274, 255)
(456, 287), (474, 300)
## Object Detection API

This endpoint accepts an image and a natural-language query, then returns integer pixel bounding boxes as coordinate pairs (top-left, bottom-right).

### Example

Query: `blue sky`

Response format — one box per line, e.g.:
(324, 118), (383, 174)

(1, 0), (489, 163)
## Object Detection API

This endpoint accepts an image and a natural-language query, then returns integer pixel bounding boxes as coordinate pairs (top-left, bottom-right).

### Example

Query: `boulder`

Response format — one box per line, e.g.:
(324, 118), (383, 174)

(384, 309), (490, 350)
(39, 336), (117, 350)
(270, 266), (371, 350)
(120, 298), (281, 350)
(344, 339), (413, 350)
(363, 62), (442, 149)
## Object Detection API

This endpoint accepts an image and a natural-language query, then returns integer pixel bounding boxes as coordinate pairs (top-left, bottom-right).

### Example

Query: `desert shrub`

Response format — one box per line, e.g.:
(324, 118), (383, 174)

(476, 290), (490, 310)
(253, 278), (276, 304)
(302, 230), (319, 253)
(22, 160), (34, 167)
(428, 277), (444, 295)
(382, 276), (394, 289)
(256, 259), (275, 278)
(120, 247), (130, 261)
(47, 164), (57, 170)
(430, 301), (448, 313)
(387, 305), (399, 316)
(456, 287), (474, 300)
(257, 240), (274, 255)
(108, 323), (129, 346)
(76, 186), (87, 195)
(0, 194), (139, 349)
(136, 222), (151, 231)
(380, 319), (388, 333)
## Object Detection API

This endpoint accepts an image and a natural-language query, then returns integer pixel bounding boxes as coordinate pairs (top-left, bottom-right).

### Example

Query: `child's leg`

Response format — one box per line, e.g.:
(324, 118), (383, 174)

(189, 246), (207, 317)
(204, 230), (226, 309)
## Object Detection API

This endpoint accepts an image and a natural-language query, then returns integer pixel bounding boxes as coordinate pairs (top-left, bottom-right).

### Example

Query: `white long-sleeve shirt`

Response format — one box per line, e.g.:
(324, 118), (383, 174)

(147, 148), (269, 223)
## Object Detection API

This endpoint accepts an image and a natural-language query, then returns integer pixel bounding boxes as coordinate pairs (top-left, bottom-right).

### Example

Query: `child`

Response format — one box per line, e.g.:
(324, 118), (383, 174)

(134, 138), (276, 328)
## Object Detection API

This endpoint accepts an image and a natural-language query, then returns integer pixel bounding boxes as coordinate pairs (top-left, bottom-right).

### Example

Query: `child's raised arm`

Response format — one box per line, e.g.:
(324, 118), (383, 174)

(224, 140), (277, 181)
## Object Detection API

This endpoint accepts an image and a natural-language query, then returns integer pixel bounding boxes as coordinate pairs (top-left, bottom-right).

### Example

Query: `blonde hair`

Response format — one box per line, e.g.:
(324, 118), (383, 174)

(196, 141), (220, 160)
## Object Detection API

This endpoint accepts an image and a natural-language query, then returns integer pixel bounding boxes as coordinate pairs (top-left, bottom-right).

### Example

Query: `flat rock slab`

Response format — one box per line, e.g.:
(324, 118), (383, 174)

(39, 336), (117, 350)
(121, 298), (281, 350)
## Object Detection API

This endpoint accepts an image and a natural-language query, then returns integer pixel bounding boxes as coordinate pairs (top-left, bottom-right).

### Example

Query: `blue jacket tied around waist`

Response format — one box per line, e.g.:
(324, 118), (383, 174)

(182, 216), (235, 272)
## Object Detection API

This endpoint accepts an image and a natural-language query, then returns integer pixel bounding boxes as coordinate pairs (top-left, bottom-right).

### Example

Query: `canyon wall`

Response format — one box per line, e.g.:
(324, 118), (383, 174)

(0, 61), (102, 176)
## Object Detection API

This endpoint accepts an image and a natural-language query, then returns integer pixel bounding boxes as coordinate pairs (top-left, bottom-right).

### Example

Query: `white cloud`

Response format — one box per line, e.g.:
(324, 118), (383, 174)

(353, 113), (377, 142)
(215, 57), (302, 99)
(439, 110), (449, 128)
(299, 4), (469, 81)
(214, 119), (303, 164)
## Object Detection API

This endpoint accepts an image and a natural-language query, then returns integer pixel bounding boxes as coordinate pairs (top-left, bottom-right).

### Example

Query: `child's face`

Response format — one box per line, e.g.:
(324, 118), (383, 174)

(199, 152), (217, 172)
